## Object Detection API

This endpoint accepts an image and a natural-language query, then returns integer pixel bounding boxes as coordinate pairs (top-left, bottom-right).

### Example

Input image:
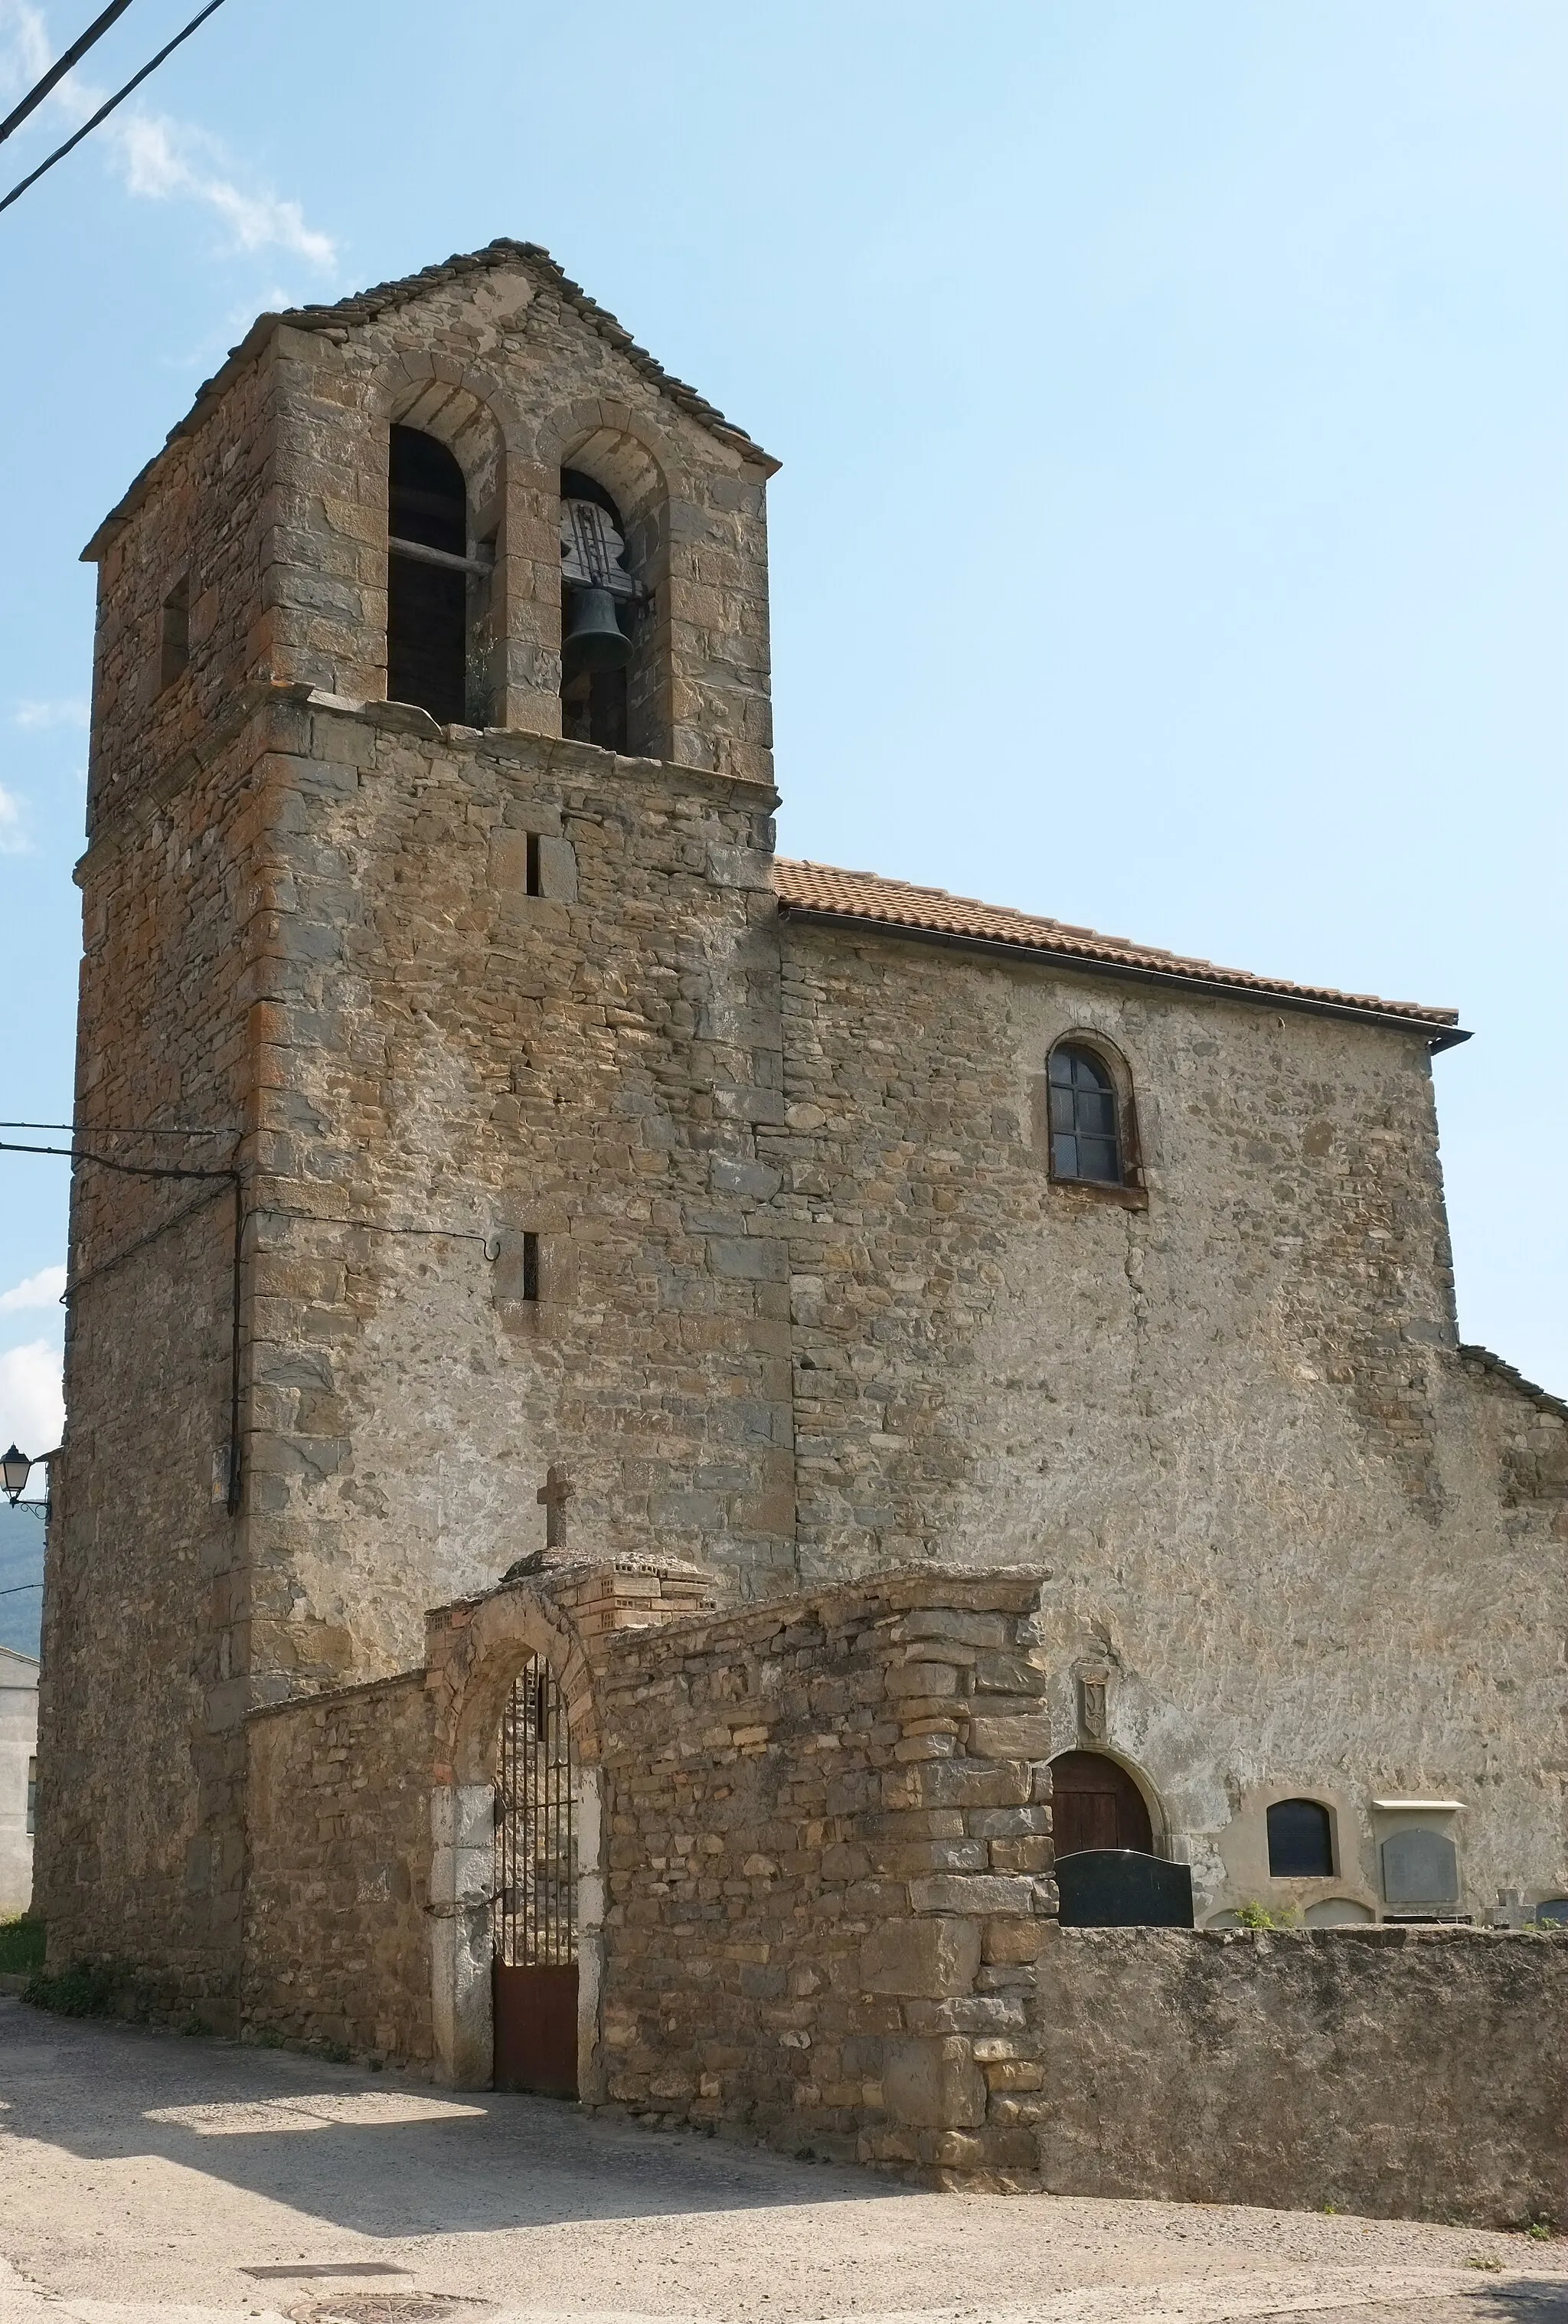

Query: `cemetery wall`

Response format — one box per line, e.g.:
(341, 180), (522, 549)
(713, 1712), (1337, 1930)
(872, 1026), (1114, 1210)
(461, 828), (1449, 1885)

(1027, 1924), (1568, 2226)
(588, 1570), (1059, 2175)
(243, 1669), (436, 2062)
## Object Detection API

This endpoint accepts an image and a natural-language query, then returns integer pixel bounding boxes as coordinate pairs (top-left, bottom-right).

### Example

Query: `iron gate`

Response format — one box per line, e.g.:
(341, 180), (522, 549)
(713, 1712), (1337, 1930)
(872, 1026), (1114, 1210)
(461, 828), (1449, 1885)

(492, 1653), (579, 2095)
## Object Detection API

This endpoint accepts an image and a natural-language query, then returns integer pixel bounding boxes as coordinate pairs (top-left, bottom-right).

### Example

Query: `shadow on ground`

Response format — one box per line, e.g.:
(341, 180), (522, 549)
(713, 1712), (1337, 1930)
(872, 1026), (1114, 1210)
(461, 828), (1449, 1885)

(1, 1997), (904, 2238)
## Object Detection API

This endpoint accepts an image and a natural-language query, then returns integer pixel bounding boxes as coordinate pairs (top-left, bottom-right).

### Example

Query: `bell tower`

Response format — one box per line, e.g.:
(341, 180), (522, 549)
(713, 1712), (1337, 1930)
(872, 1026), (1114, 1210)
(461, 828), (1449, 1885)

(39, 243), (789, 2023)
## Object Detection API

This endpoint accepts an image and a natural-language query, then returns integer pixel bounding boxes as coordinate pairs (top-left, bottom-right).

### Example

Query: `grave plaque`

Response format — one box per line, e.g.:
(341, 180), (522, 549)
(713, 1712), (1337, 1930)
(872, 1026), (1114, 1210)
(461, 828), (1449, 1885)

(1380, 1826), (1459, 1908)
(1055, 1848), (1194, 1928)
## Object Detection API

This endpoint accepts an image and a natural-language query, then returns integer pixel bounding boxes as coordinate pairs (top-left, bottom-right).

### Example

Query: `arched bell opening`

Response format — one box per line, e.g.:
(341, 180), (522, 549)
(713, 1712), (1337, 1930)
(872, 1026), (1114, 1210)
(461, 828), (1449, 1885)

(558, 467), (639, 751)
(386, 404), (502, 728)
(549, 419), (668, 758)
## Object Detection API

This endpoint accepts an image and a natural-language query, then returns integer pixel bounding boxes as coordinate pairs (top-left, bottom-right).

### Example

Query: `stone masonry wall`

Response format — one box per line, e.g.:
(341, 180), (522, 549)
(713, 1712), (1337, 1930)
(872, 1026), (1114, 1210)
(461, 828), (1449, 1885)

(38, 691), (277, 2005)
(84, 348), (276, 829)
(243, 1672), (435, 2062)
(776, 923), (1568, 1920)
(43, 655), (793, 2010)
(240, 687), (795, 1696)
(590, 1571), (1057, 2176)
(1029, 1925), (1568, 2227)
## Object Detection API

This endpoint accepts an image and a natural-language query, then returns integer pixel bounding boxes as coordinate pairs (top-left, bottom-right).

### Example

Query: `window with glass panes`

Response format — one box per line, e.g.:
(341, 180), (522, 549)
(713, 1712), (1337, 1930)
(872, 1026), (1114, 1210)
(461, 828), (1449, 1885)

(1047, 1044), (1122, 1183)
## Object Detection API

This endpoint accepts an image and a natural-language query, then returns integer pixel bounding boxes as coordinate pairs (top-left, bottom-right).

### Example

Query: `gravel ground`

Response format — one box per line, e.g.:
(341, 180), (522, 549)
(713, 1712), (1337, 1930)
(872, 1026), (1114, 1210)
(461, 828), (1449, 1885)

(0, 1998), (1562, 2324)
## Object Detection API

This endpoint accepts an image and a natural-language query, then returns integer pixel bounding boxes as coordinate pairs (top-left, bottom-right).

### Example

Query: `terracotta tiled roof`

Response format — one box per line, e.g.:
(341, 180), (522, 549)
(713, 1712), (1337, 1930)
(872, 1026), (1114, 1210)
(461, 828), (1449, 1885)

(773, 859), (1465, 1044)
(84, 240), (774, 557)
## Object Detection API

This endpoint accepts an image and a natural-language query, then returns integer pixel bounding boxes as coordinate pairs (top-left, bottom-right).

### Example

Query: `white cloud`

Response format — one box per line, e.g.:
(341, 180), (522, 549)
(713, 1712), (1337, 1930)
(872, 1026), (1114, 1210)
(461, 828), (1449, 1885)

(115, 113), (337, 270)
(0, 0), (49, 90)
(12, 698), (88, 729)
(0, 783), (28, 855)
(0, 1340), (64, 1459)
(0, 1266), (67, 1314)
(0, 3), (338, 273)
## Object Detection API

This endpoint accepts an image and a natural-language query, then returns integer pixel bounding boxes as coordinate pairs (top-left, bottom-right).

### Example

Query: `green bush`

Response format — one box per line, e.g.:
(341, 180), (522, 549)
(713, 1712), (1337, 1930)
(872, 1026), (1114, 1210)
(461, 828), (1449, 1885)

(1236, 1901), (1298, 1930)
(24, 1957), (129, 2018)
(0, 1915), (47, 1974)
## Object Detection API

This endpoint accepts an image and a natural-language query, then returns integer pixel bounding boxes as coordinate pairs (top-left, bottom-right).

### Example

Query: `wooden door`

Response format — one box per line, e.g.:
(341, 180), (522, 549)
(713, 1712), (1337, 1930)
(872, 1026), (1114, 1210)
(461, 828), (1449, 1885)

(492, 1655), (579, 2097)
(1050, 1750), (1155, 1858)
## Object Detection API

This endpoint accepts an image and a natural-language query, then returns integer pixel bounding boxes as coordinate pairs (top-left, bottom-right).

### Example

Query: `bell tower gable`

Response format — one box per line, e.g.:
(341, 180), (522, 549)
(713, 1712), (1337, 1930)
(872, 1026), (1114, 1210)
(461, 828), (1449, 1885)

(83, 240), (779, 796)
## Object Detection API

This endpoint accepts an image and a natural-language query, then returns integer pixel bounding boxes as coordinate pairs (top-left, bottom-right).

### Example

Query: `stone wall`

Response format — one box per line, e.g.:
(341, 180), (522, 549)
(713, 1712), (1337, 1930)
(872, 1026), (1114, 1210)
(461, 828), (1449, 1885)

(243, 1672), (434, 2061)
(590, 1571), (1057, 2175)
(1028, 1925), (1568, 2227)
(241, 687), (794, 1685)
(38, 683), (271, 2003)
(776, 920), (1568, 1921)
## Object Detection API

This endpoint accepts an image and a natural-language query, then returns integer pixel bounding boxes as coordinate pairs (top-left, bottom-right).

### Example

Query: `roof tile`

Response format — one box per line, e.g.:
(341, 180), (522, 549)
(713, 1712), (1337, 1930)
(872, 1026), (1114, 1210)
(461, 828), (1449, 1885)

(773, 858), (1462, 1038)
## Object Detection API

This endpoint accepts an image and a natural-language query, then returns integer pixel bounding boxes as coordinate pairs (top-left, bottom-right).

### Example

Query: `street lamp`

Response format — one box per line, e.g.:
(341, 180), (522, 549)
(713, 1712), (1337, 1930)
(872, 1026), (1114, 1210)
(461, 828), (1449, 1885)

(2, 1443), (31, 1504)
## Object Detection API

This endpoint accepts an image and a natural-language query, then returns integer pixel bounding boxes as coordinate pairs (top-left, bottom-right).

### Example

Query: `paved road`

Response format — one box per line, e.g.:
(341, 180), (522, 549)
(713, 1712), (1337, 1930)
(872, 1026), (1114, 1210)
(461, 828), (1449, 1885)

(0, 1999), (1561, 2324)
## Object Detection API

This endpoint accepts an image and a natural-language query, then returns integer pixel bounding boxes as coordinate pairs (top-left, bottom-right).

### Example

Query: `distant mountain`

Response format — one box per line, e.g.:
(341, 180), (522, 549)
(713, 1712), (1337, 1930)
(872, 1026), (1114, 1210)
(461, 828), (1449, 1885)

(0, 1501), (44, 1658)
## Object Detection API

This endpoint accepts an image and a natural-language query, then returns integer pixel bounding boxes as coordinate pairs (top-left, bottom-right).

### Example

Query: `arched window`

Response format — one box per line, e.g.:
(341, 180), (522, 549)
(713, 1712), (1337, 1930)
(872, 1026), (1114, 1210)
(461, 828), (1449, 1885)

(1267, 1797), (1334, 1878)
(1047, 1043), (1123, 1185)
(387, 426), (470, 725)
(559, 468), (635, 750)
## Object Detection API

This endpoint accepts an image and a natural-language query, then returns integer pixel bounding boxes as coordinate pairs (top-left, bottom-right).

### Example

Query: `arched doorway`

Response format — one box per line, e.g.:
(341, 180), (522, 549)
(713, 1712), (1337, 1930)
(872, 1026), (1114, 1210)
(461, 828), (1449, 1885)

(1050, 1749), (1155, 1858)
(492, 1652), (579, 2095)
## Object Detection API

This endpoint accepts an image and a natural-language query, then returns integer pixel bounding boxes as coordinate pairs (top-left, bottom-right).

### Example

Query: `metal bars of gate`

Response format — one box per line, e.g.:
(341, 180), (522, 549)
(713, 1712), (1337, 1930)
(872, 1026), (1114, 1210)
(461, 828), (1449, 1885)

(494, 1654), (577, 1969)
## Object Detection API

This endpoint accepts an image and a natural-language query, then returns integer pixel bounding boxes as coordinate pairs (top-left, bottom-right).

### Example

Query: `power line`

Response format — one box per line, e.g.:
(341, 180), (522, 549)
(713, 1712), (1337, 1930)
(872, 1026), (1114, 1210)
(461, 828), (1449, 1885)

(0, 0), (137, 151)
(0, 0), (229, 219)
(0, 1122), (237, 1136)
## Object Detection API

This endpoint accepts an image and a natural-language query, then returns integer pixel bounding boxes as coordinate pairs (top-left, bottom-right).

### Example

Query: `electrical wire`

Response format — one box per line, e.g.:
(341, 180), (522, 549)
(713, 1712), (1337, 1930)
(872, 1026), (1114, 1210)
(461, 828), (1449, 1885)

(0, 0), (136, 150)
(0, 1137), (234, 1182)
(0, 1121), (235, 1136)
(0, 0), (228, 218)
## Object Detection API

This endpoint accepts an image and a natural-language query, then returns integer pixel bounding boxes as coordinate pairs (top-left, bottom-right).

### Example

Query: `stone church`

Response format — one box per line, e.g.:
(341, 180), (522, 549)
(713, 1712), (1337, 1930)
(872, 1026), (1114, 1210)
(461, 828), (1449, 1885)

(32, 241), (1566, 2185)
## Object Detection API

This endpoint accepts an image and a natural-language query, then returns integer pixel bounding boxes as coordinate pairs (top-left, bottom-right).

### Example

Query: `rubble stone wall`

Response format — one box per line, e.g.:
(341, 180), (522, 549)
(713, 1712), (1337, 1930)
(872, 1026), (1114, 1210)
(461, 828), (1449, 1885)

(776, 922), (1568, 1921)
(1029, 1924), (1568, 2226)
(38, 697), (275, 2006)
(240, 688), (794, 1696)
(243, 1672), (435, 2061)
(589, 1571), (1058, 2175)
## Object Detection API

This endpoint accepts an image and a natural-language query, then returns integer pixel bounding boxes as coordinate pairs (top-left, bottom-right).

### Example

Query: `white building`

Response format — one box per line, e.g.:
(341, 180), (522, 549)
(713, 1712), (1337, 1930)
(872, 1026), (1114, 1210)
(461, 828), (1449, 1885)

(0, 1646), (38, 1917)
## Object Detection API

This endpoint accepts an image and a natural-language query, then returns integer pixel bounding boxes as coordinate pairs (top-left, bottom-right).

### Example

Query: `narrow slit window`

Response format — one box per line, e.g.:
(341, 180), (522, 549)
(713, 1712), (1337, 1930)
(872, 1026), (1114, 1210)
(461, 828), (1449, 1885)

(525, 831), (542, 897)
(159, 576), (189, 690)
(521, 1231), (541, 1303)
(27, 1755), (37, 1834)
(1047, 1043), (1123, 1184)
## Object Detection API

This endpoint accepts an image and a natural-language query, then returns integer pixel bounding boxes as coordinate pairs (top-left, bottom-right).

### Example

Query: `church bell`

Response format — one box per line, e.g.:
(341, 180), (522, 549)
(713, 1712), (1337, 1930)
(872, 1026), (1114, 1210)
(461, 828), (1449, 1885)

(562, 584), (632, 673)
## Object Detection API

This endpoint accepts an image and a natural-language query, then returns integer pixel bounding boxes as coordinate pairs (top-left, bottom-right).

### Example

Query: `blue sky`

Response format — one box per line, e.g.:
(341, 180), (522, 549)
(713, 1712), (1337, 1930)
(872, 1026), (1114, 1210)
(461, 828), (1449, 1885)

(1, 0), (1565, 1483)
